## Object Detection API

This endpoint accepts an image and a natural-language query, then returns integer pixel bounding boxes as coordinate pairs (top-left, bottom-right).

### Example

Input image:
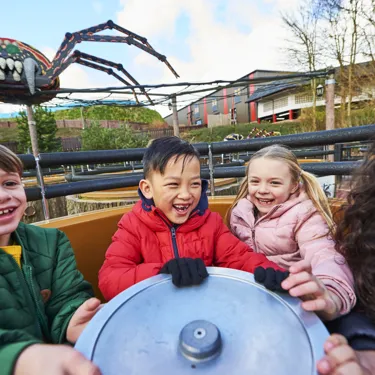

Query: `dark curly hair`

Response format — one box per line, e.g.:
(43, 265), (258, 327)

(335, 141), (375, 320)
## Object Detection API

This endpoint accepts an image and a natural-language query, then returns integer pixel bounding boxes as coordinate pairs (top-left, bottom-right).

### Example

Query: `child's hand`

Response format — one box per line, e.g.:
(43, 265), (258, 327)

(14, 344), (101, 375)
(281, 259), (341, 321)
(317, 334), (369, 375)
(66, 298), (103, 343)
(254, 267), (289, 291)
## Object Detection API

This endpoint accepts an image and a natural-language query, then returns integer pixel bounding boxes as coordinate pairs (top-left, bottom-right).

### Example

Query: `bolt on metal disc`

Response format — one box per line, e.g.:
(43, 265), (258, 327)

(75, 267), (328, 375)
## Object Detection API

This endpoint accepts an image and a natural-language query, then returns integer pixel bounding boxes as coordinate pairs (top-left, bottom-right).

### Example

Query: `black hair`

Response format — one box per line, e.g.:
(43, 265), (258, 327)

(143, 136), (200, 178)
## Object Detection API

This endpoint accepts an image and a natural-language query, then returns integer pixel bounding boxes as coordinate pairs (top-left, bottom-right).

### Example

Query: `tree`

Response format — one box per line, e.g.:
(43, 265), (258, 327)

(81, 122), (149, 151)
(17, 106), (61, 153)
(282, 0), (323, 130)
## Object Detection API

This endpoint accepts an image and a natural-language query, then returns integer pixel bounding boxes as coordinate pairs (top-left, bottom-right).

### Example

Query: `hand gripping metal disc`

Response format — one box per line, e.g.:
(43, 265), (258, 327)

(75, 267), (329, 374)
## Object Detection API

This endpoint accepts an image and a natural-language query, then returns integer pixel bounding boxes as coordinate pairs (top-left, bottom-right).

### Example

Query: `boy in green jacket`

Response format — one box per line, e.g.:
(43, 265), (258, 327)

(0, 145), (101, 374)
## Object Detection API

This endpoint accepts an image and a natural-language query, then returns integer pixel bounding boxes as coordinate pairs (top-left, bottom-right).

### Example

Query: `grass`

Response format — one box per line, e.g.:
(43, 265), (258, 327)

(0, 127), (82, 143)
(183, 121), (302, 143)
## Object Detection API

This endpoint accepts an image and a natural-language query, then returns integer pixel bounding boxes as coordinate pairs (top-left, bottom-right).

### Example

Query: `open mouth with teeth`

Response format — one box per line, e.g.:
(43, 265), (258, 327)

(172, 204), (191, 215)
(0, 208), (16, 217)
(256, 198), (275, 206)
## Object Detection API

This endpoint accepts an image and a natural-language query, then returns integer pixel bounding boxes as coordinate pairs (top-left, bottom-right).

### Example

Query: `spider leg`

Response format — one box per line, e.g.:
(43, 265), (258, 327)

(46, 20), (179, 85)
(75, 58), (141, 105)
(77, 52), (153, 104)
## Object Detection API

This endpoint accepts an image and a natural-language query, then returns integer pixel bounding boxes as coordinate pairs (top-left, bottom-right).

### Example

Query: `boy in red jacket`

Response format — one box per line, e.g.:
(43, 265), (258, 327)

(99, 136), (287, 301)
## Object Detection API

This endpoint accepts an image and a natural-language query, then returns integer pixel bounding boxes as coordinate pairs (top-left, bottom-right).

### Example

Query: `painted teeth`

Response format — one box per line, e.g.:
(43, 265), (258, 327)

(13, 71), (21, 81)
(0, 69), (5, 80)
(0, 57), (5, 69)
(15, 60), (22, 73)
(6, 58), (14, 70)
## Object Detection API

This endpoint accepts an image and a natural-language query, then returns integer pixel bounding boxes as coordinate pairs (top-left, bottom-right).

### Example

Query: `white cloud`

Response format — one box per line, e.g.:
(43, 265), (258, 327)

(116, 0), (301, 117)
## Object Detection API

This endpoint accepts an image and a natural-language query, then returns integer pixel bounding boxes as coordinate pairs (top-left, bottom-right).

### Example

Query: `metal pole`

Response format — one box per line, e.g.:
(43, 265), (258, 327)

(26, 105), (39, 157)
(326, 72), (335, 162)
(208, 144), (215, 197)
(80, 106), (85, 129)
(35, 156), (50, 220)
(172, 94), (180, 137)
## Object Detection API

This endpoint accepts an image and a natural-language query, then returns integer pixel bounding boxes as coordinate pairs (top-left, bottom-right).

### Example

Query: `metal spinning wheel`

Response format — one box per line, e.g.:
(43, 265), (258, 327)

(75, 267), (328, 374)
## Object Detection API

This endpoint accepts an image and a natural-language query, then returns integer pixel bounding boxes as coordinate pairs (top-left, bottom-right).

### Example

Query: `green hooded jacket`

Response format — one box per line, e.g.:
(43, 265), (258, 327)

(0, 222), (94, 375)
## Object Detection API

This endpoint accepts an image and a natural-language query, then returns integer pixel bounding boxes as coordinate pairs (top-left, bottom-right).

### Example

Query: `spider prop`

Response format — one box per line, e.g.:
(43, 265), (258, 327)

(0, 20), (179, 106)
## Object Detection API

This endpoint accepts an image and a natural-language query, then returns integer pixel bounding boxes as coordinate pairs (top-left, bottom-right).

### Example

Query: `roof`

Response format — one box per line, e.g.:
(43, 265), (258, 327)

(163, 69), (297, 120)
(246, 78), (310, 103)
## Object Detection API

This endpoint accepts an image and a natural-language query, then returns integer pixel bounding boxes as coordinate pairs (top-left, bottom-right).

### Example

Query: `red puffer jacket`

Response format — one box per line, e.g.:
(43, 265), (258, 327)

(99, 186), (283, 301)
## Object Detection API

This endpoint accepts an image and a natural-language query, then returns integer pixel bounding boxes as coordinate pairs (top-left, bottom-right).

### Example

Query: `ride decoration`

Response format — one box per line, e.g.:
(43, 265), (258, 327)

(0, 20), (179, 106)
(247, 127), (281, 138)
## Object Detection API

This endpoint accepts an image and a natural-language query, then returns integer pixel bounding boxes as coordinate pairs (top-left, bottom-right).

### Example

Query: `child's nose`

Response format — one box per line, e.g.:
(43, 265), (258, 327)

(258, 183), (269, 194)
(178, 187), (192, 199)
(0, 188), (11, 202)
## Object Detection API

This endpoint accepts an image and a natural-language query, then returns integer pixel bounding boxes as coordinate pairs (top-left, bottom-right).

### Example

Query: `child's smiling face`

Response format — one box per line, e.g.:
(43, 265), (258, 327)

(140, 155), (202, 225)
(247, 157), (298, 217)
(0, 169), (27, 246)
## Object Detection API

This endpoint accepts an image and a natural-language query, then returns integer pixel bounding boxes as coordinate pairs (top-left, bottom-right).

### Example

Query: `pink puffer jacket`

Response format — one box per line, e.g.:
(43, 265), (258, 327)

(230, 190), (356, 315)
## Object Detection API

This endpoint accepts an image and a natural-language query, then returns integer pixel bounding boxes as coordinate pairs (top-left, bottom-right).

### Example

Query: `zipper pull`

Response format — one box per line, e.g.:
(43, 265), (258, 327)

(171, 226), (176, 237)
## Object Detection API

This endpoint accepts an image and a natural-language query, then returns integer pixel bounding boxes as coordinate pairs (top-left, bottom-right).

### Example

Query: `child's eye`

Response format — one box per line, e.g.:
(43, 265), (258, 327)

(249, 180), (259, 184)
(4, 181), (18, 187)
(192, 182), (201, 187)
(166, 183), (178, 187)
(271, 181), (281, 185)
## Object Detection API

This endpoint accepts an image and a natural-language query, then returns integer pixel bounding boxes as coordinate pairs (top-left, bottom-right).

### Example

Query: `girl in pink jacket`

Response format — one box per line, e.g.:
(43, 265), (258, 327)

(228, 144), (355, 321)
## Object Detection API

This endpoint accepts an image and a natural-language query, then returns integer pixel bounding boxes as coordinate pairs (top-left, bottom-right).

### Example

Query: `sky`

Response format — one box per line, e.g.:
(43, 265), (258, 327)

(0, 0), (301, 118)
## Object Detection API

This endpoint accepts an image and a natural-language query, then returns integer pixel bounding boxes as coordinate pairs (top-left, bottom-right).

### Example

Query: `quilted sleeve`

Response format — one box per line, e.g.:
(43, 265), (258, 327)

(45, 230), (94, 344)
(98, 213), (163, 301)
(296, 211), (356, 314)
(0, 329), (41, 375)
(213, 213), (284, 272)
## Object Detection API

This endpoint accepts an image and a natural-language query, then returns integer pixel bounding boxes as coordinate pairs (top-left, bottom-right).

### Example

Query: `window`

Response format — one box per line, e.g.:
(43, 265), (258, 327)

(234, 88), (242, 104)
(212, 98), (218, 112)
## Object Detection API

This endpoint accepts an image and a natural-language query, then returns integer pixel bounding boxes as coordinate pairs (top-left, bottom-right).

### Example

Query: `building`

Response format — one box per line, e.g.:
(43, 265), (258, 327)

(163, 62), (375, 126)
(163, 70), (295, 127)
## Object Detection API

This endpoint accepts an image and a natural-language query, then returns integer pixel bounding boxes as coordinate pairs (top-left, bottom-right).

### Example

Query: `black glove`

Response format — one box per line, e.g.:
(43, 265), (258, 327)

(254, 267), (289, 292)
(159, 258), (209, 287)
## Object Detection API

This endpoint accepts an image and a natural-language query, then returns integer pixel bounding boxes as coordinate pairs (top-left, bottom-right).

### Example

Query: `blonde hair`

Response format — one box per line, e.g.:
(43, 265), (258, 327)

(0, 145), (23, 177)
(226, 144), (334, 231)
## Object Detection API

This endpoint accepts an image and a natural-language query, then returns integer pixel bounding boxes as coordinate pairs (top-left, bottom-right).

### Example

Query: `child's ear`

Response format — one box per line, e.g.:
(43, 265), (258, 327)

(139, 179), (153, 199)
(291, 182), (299, 194)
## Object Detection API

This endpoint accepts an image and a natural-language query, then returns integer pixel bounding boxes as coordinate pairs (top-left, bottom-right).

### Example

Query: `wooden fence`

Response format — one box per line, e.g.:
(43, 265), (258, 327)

(0, 124), (207, 153)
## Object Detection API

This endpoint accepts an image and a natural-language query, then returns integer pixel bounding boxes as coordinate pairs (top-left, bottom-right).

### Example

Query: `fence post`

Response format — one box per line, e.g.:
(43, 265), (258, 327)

(208, 144), (215, 196)
(35, 156), (50, 220)
(171, 94), (180, 137)
(334, 143), (343, 162)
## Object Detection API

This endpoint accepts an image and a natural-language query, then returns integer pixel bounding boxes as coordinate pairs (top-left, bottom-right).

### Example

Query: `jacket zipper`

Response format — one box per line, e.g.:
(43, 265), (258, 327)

(7, 256), (44, 339)
(251, 229), (257, 252)
(251, 206), (280, 253)
(170, 226), (179, 258)
(24, 265), (50, 340)
(155, 211), (180, 259)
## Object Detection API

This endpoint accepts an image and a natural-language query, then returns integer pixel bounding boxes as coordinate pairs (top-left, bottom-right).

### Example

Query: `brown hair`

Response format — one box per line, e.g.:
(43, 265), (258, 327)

(225, 144), (334, 231)
(335, 141), (375, 319)
(0, 145), (23, 177)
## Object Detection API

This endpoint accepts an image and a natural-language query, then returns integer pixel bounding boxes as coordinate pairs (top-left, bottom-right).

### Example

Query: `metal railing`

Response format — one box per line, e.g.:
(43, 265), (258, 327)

(21, 124), (375, 219)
